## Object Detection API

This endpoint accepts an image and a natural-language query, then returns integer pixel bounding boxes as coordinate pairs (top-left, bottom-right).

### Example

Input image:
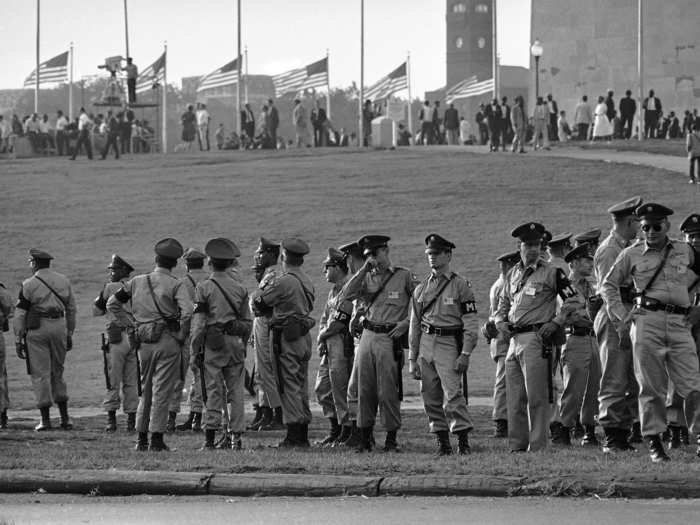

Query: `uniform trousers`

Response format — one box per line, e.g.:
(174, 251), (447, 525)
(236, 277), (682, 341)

(490, 338), (509, 420)
(314, 333), (351, 424)
(356, 329), (401, 431)
(167, 342), (187, 413)
(345, 336), (361, 421)
(630, 311), (700, 436)
(0, 335), (9, 412)
(135, 331), (180, 433)
(271, 328), (312, 424)
(666, 327), (700, 427)
(506, 331), (550, 451)
(254, 316), (280, 409)
(101, 134), (120, 159)
(27, 318), (69, 408)
(203, 333), (245, 432)
(560, 334), (601, 427)
(511, 125), (526, 152)
(418, 333), (472, 433)
(595, 310), (638, 429)
(102, 333), (138, 413)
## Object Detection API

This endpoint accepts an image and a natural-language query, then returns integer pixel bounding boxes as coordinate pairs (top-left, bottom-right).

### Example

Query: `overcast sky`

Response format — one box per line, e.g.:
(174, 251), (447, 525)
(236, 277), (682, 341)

(0, 0), (531, 96)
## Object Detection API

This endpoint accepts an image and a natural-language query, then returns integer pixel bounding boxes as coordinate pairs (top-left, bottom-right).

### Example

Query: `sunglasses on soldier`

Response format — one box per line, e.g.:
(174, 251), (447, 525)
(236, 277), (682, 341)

(641, 223), (663, 233)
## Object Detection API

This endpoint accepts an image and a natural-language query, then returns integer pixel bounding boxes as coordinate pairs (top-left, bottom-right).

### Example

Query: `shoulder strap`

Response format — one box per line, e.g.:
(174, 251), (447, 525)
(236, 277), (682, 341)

(209, 278), (241, 319)
(640, 243), (672, 296)
(367, 270), (396, 308)
(146, 275), (169, 320)
(287, 272), (314, 311)
(33, 275), (68, 307)
(419, 274), (456, 319)
(186, 274), (196, 287)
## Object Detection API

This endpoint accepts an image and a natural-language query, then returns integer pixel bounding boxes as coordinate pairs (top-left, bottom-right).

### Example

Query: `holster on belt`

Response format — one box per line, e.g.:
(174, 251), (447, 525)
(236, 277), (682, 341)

(392, 335), (406, 401)
(25, 308), (41, 330)
(271, 326), (284, 395)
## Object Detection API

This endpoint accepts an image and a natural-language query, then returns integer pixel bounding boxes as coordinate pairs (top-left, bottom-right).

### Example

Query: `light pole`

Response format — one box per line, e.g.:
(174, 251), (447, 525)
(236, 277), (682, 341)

(530, 39), (543, 100)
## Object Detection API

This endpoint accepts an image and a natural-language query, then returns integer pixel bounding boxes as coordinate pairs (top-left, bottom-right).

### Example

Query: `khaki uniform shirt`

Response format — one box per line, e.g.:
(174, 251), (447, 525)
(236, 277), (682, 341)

(319, 277), (352, 333)
(568, 274), (595, 329)
(0, 283), (14, 330)
(93, 279), (134, 329)
(180, 269), (210, 301)
(256, 266), (315, 323)
(13, 268), (77, 336)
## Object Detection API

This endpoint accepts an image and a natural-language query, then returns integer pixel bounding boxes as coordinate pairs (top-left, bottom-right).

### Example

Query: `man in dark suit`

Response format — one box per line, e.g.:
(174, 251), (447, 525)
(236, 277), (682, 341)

(546, 94), (558, 141)
(605, 90), (616, 123)
(241, 103), (255, 143)
(619, 90), (637, 139)
(267, 98), (280, 147)
(431, 101), (441, 144)
(443, 103), (459, 145)
(501, 96), (512, 150)
(642, 89), (662, 138)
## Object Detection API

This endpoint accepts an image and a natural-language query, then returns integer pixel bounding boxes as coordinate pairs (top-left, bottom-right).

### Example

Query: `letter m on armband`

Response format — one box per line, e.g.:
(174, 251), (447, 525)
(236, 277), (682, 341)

(461, 301), (477, 314)
(555, 269), (578, 300)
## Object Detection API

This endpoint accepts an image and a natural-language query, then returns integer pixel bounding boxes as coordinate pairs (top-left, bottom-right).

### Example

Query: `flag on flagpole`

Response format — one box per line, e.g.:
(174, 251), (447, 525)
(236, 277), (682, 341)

(364, 62), (408, 101)
(445, 76), (494, 103)
(272, 57), (328, 97)
(136, 51), (166, 93)
(23, 50), (69, 87)
(196, 57), (240, 93)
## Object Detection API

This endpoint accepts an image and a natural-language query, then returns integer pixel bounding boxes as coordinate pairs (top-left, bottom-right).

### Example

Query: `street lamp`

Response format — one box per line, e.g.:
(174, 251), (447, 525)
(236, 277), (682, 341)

(530, 39), (543, 100)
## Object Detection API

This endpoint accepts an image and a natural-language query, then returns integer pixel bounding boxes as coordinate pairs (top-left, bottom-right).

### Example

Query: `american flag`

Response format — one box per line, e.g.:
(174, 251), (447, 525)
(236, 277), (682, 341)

(445, 76), (494, 103)
(136, 52), (166, 94)
(272, 57), (328, 98)
(197, 57), (240, 93)
(364, 62), (408, 101)
(23, 51), (69, 87)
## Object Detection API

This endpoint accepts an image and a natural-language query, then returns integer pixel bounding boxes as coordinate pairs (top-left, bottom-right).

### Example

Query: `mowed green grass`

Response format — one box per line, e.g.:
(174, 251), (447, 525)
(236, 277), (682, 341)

(0, 146), (697, 414)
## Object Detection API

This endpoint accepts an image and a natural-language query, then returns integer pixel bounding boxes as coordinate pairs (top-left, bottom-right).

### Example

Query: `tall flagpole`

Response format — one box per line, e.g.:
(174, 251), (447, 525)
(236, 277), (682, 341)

(407, 52), (413, 143)
(244, 45), (249, 103)
(68, 41), (74, 119)
(326, 48), (331, 122)
(492, 0), (498, 100)
(35, 0), (40, 113)
(359, 0), (364, 147)
(236, 0), (242, 142)
(123, 0), (130, 58)
(637, 0), (644, 141)
(162, 41), (168, 154)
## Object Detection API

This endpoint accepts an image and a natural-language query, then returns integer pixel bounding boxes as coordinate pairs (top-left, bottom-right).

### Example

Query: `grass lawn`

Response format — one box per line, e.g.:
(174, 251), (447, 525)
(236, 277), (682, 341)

(1, 147), (699, 479)
(576, 137), (687, 157)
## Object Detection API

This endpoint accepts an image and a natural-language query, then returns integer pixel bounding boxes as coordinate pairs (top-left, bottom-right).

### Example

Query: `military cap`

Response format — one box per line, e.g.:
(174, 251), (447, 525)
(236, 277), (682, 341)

(497, 250), (521, 264)
(548, 232), (572, 247)
(679, 213), (700, 234)
(281, 237), (310, 256)
(205, 237), (239, 259)
(511, 222), (546, 242)
(541, 230), (552, 246)
(257, 237), (280, 253)
(154, 237), (184, 259)
(182, 247), (206, 261)
(573, 229), (602, 245)
(564, 244), (594, 263)
(424, 233), (456, 253)
(108, 254), (134, 273)
(323, 247), (346, 266)
(28, 248), (53, 260)
(339, 241), (363, 256)
(358, 234), (391, 256)
(607, 196), (643, 217)
(635, 202), (674, 220)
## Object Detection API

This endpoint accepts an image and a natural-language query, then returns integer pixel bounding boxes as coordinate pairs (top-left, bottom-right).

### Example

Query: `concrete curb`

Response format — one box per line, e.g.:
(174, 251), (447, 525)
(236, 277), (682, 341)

(2, 469), (700, 498)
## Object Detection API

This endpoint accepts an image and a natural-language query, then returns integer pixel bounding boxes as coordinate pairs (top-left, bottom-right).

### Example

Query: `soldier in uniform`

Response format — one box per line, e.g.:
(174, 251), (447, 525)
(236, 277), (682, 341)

(13, 249), (77, 431)
(483, 250), (520, 438)
(191, 238), (252, 450)
(408, 234), (478, 455)
(547, 233), (572, 271)
(314, 248), (354, 446)
(107, 238), (192, 451)
(574, 229), (602, 254)
(341, 235), (417, 452)
(495, 223), (580, 452)
(0, 280), (14, 429)
(558, 245), (602, 446)
(594, 196), (643, 452)
(248, 237), (285, 432)
(172, 248), (209, 433)
(252, 238), (315, 448)
(93, 254), (138, 432)
(334, 241), (366, 448)
(602, 203), (700, 462)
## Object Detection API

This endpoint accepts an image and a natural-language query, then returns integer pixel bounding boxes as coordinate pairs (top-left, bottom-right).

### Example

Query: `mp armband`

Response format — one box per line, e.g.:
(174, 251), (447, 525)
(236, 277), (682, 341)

(114, 288), (131, 303)
(193, 302), (209, 314)
(333, 310), (351, 325)
(94, 293), (107, 311)
(253, 296), (269, 310)
(16, 293), (31, 311)
(460, 301), (477, 314)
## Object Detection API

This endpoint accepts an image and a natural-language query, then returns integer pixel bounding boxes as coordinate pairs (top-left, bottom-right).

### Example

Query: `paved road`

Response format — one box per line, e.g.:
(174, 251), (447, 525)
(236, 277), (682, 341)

(1, 494), (699, 525)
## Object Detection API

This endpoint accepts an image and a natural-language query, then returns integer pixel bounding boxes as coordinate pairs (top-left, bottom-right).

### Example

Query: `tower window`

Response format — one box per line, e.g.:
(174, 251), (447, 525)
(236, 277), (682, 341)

(477, 37), (486, 48)
(475, 3), (489, 13)
(452, 3), (466, 13)
(455, 37), (464, 49)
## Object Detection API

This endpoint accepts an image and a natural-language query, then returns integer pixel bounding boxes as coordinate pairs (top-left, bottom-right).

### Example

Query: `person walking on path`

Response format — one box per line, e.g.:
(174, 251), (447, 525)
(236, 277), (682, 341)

(687, 121), (700, 184)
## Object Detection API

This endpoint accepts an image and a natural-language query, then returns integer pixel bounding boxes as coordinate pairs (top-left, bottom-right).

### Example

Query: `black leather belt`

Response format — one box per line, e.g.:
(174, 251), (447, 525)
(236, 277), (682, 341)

(421, 323), (461, 336)
(510, 323), (544, 334)
(41, 311), (64, 319)
(567, 326), (595, 337)
(362, 319), (396, 333)
(636, 297), (690, 315)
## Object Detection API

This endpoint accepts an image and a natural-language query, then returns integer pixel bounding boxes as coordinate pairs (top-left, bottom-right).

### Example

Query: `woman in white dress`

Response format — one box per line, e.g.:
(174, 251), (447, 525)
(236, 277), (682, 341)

(592, 95), (612, 141)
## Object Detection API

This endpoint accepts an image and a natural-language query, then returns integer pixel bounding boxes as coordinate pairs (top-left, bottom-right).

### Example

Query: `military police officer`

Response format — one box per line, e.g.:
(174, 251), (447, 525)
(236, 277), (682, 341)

(408, 234), (478, 455)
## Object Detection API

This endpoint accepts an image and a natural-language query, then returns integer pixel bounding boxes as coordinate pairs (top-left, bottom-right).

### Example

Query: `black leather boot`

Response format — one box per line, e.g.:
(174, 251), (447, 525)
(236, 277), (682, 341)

(680, 426), (690, 445)
(231, 432), (242, 450)
(573, 418), (585, 439)
(355, 426), (373, 453)
(255, 407), (273, 431)
(316, 417), (341, 446)
(166, 411), (177, 433)
(261, 407), (284, 431)
(277, 424), (298, 448)
(435, 430), (452, 456)
(0, 409), (7, 429)
(35, 407), (51, 432)
(246, 404), (263, 430)
(629, 422), (643, 444)
(297, 423), (310, 447)
(457, 429), (471, 455)
(337, 421), (360, 448)
(58, 401), (72, 430)
(647, 435), (670, 463)
(126, 412), (136, 432)
(493, 419), (508, 438)
(552, 424), (571, 446)
(105, 410), (117, 433)
(333, 424), (352, 447)
(192, 412), (203, 432)
(175, 412), (195, 431)
(602, 427), (635, 453)
(135, 431), (149, 451)
(668, 424), (682, 449)
(581, 424), (599, 446)
(383, 430), (399, 452)
(149, 432), (170, 452)
(200, 429), (216, 450)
